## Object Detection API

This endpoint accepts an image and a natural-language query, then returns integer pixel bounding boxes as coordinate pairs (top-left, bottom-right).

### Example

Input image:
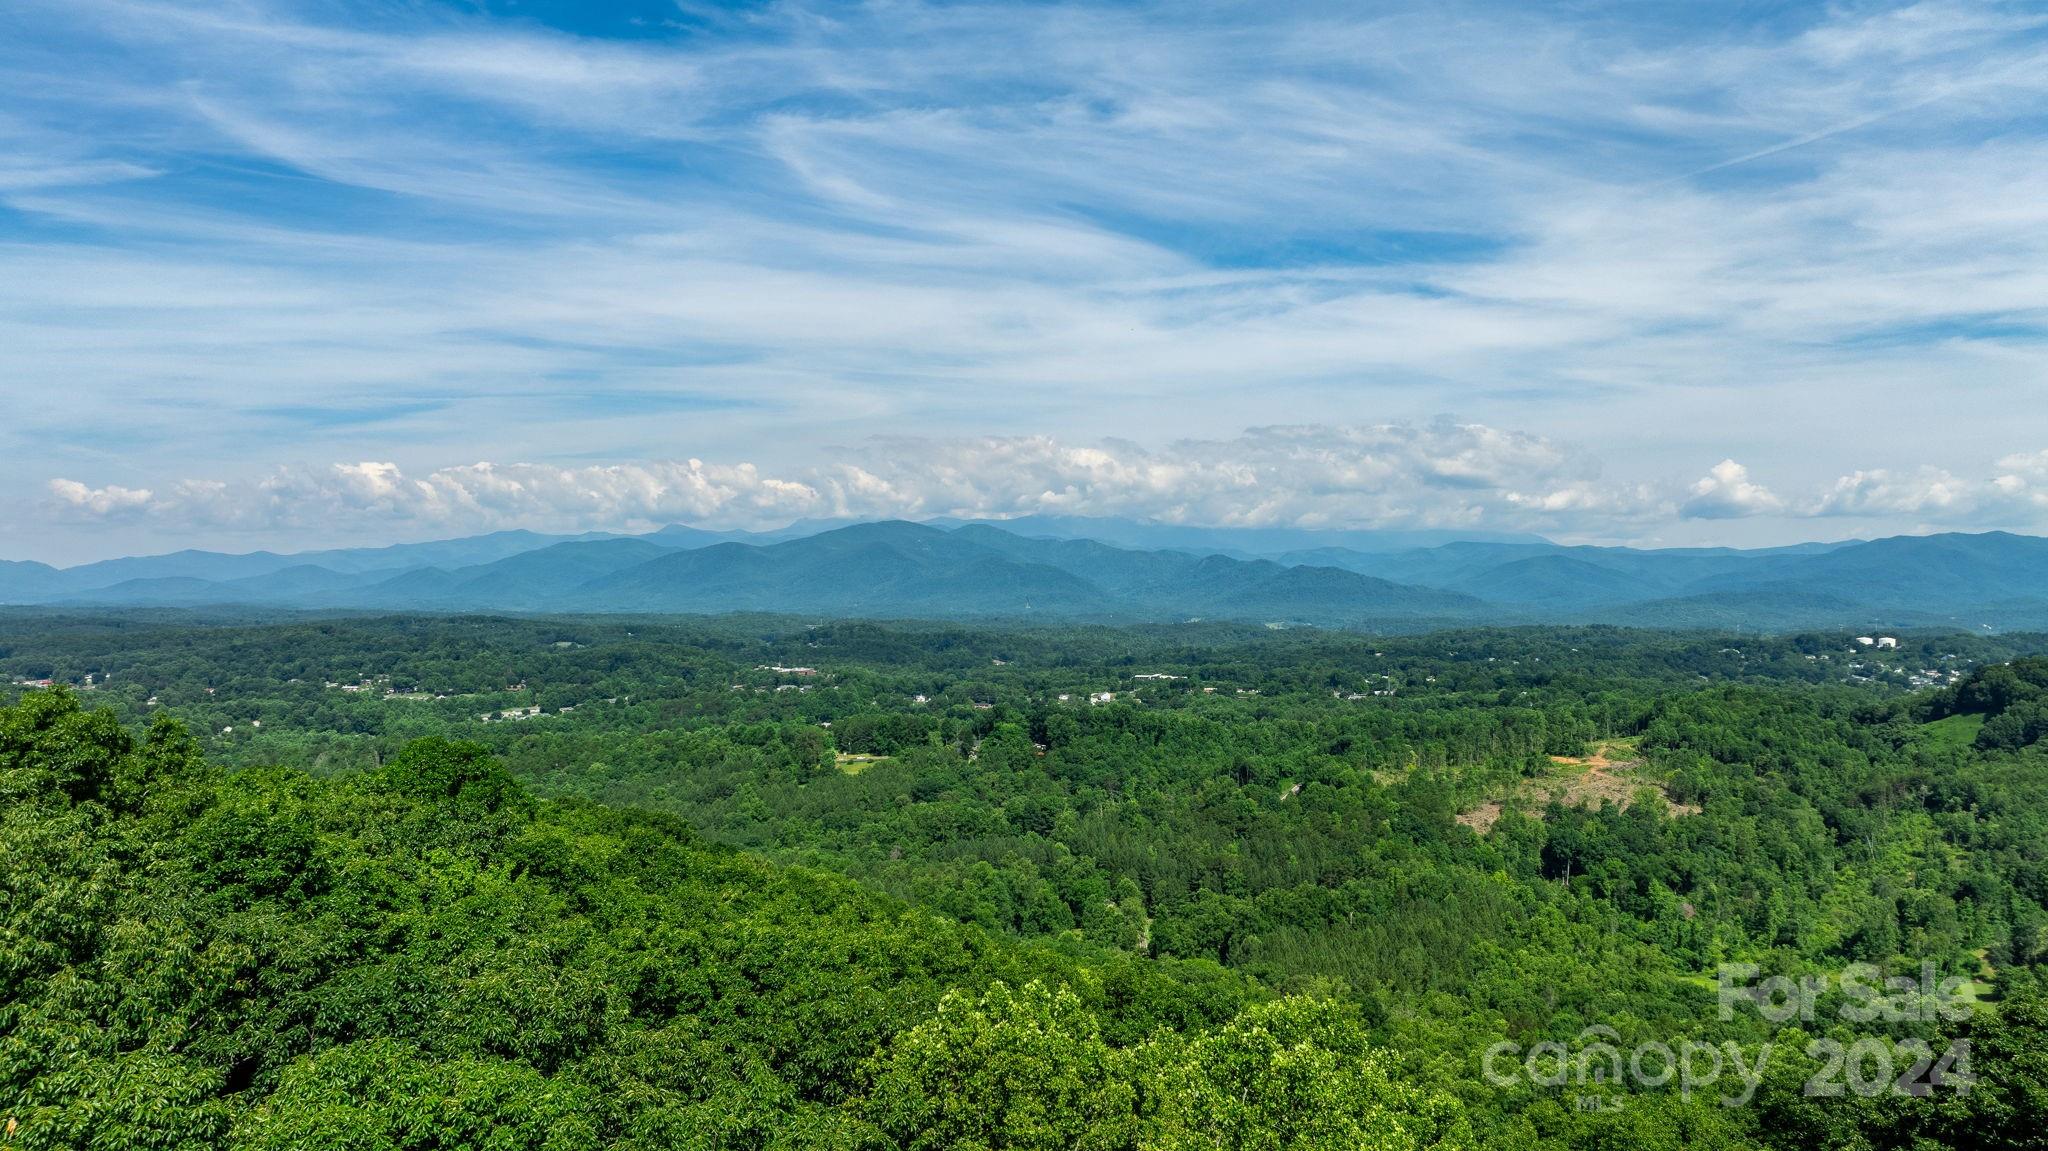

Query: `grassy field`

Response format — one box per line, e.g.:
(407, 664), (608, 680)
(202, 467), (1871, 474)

(1919, 713), (1987, 752)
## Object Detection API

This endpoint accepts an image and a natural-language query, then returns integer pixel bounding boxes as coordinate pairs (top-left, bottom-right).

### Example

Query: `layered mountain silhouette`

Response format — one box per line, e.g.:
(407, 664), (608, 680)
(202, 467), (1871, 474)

(8, 519), (2048, 630)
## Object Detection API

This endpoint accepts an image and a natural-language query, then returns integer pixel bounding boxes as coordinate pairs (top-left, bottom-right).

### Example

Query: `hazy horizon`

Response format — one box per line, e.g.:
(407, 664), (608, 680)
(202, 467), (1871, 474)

(10, 510), (2040, 571)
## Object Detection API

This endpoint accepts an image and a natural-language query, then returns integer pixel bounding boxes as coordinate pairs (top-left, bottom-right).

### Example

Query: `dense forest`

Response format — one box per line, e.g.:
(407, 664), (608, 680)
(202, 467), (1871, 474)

(5, 611), (2048, 1148)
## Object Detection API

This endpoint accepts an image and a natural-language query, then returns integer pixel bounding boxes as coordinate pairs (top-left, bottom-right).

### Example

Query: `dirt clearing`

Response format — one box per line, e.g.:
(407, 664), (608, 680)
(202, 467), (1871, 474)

(1456, 739), (1699, 834)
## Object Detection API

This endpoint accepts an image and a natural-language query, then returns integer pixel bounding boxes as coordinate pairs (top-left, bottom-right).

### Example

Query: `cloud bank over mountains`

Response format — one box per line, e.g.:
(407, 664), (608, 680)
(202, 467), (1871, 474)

(41, 424), (2048, 553)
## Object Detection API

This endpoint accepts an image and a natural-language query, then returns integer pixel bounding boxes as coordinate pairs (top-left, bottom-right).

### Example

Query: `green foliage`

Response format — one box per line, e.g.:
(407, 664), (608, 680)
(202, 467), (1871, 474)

(860, 980), (1137, 1151)
(1139, 997), (1472, 1151)
(1960, 973), (2048, 1149)
(0, 691), (1377, 1151)
(1926, 657), (2048, 748)
(236, 1040), (598, 1151)
(4, 618), (2048, 1149)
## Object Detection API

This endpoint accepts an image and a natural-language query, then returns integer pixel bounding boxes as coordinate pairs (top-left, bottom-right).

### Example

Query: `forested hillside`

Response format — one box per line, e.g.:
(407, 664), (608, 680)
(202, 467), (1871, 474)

(2, 691), (1473, 1150)
(6, 615), (2048, 1147)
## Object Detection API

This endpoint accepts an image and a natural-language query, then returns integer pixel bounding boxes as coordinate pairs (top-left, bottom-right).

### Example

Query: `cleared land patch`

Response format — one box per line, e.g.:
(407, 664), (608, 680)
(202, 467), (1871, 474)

(1918, 712), (1986, 752)
(1457, 739), (1700, 834)
(834, 752), (892, 774)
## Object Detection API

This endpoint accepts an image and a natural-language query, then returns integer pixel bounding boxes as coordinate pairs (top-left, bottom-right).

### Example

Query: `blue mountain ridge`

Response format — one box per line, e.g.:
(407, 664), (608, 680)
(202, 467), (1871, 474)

(7, 521), (2046, 630)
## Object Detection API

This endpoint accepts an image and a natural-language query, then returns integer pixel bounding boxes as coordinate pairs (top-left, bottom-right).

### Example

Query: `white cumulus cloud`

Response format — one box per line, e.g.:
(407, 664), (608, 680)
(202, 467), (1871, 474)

(1815, 467), (1974, 517)
(46, 479), (155, 519)
(1681, 460), (1784, 520)
(38, 424), (1671, 539)
(41, 430), (2048, 552)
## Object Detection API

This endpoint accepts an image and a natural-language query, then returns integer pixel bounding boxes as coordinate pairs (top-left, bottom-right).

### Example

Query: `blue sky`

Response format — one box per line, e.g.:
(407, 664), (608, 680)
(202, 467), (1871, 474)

(5, 0), (2048, 563)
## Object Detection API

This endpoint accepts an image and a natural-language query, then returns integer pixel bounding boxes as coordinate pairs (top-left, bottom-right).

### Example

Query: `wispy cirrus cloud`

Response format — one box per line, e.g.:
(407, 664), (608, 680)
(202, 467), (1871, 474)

(5, 0), (2048, 560)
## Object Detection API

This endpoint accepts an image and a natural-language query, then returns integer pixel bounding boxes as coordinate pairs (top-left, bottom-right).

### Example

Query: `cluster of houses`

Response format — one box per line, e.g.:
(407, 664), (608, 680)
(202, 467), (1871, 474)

(744, 665), (825, 694)
(892, 671), (1290, 712)
(325, 676), (537, 703)
(478, 705), (552, 723)
(10, 673), (107, 690)
(1042, 675), (1216, 705)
